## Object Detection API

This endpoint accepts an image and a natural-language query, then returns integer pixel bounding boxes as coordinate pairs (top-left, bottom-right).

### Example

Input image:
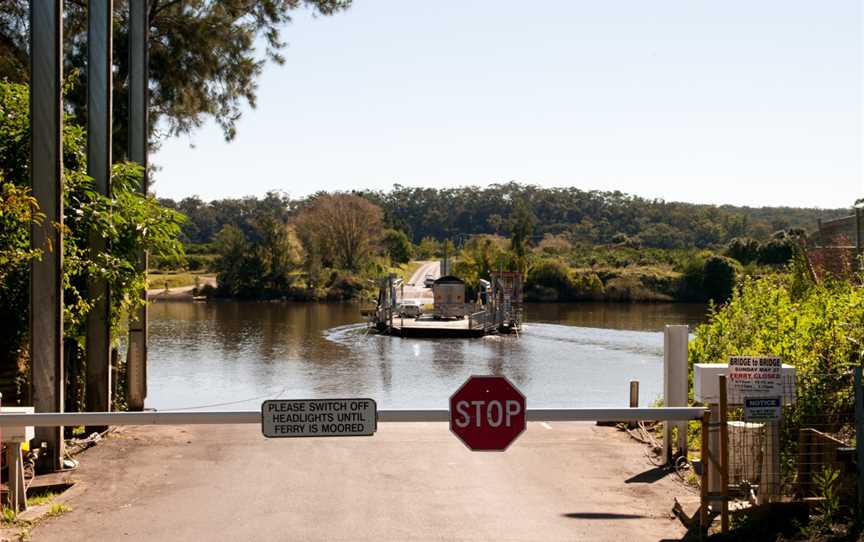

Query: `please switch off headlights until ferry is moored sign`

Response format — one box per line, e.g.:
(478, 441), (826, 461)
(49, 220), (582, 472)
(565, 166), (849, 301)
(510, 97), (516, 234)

(261, 399), (377, 438)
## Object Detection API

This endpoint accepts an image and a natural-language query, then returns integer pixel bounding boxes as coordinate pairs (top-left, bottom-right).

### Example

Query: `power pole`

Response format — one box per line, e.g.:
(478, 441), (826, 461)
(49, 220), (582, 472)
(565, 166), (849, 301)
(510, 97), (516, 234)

(126, 0), (149, 411)
(85, 0), (114, 425)
(30, 0), (65, 472)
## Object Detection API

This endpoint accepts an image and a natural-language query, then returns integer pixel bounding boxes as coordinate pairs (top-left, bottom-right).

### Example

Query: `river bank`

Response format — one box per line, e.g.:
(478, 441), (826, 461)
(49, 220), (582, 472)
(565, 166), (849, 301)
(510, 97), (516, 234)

(22, 422), (690, 541)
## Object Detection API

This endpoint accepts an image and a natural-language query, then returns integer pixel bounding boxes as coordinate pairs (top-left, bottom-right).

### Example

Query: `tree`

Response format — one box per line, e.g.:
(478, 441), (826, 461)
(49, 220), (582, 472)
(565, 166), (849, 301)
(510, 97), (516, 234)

(295, 193), (383, 272)
(726, 237), (761, 265)
(702, 255), (740, 303)
(382, 229), (413, 264)
(0, 0), (352, 154)
(508, 198), (535, 270)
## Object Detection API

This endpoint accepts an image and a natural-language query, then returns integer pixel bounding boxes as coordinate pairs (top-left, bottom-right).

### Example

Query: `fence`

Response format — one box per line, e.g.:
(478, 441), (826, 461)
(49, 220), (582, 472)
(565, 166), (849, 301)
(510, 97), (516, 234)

(714, 369), (861, 534)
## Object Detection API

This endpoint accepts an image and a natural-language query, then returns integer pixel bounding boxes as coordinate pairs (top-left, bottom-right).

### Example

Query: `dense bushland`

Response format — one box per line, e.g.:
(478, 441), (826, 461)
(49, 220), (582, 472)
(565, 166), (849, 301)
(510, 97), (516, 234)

(0, 80), (184, 406)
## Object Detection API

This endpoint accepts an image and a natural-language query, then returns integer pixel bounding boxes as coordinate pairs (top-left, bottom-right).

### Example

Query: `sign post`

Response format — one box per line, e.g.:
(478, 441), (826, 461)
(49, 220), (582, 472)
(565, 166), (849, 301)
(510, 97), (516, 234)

(261, 399), (377, 438)
(449, 375), (526, 451)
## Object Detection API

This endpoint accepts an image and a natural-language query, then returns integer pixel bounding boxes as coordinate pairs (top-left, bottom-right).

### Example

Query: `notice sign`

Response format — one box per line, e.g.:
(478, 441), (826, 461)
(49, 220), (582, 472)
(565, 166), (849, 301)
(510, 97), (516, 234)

(744, 397), (782, 421)
(728, 356), (783, 398)
(261, 399), (377, 438)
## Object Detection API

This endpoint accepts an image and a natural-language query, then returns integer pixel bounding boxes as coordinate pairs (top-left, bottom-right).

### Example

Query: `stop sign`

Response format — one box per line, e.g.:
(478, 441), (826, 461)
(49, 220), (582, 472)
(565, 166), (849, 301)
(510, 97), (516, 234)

(449, 375), (526, 451)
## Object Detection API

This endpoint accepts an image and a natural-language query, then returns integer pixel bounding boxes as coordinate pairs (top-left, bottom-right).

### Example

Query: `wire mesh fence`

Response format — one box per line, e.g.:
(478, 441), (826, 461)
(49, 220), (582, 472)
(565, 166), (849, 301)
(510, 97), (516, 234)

(723, 406), (856, 508)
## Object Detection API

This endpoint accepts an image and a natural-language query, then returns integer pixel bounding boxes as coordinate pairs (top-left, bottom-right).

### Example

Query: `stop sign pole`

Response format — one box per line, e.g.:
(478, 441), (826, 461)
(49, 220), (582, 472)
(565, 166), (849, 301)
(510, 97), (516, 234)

(449, 375), (527, 451)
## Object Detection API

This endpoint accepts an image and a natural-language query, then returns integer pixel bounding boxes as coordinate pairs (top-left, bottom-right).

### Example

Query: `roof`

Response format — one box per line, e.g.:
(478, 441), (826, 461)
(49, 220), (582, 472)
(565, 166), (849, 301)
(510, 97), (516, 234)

(433, 275), (465, 284)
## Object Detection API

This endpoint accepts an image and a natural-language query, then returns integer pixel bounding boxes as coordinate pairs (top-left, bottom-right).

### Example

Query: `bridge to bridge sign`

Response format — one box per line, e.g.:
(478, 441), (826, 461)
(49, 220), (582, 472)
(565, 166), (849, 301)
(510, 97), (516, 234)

(449, 375), (526, 451)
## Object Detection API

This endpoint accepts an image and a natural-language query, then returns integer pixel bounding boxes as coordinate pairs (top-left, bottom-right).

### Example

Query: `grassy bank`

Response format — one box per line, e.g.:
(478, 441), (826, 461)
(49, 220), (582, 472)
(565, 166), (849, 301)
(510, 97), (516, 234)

(148, 271), (216, 290)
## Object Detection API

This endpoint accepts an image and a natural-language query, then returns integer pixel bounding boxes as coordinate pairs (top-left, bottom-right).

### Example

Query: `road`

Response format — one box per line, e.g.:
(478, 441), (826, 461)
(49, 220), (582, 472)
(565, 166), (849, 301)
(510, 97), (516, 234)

(28, 423), (688, 541)
(401, 260), (440, 304)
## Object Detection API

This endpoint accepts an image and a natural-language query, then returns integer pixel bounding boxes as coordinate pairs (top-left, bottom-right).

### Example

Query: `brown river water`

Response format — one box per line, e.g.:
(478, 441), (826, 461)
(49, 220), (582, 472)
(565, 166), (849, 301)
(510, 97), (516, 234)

(146, 302), (707, 411)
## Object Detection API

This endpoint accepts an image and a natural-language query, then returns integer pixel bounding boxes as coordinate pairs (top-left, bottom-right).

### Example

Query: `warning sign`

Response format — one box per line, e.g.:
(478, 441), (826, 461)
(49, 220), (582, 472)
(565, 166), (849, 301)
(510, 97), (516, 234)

(728, 356), (783, 398)
(261, 399), (377, 438)
(743, 396), (782, 421)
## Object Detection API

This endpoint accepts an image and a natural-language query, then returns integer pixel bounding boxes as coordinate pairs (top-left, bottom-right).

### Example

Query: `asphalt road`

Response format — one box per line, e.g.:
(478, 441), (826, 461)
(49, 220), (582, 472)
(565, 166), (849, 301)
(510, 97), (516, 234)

(29, 422), (688, 541)
(401, 260), (440, 304)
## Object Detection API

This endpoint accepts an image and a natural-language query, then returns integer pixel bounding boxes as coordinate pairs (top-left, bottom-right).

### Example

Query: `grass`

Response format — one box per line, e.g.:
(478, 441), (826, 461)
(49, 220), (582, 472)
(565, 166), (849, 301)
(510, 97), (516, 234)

(147, 271), (215, 290)
(25, 492), (58, 508)
(1, 506), (16, 524)
(46, 503), (71, 518)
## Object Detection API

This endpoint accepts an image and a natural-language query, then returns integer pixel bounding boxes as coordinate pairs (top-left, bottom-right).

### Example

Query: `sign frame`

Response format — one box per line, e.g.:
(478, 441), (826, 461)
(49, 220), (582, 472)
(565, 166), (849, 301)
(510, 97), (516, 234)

(261, 398), (377, 438)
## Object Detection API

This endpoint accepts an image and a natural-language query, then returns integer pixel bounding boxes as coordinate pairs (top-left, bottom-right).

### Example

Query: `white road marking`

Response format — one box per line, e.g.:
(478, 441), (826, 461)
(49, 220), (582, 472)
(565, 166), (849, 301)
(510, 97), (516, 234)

(541, 422), (552, 430)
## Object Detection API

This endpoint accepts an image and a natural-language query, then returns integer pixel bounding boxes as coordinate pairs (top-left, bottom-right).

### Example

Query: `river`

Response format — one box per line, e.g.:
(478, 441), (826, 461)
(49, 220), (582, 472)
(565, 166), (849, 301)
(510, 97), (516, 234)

(145, 302), (707, 411)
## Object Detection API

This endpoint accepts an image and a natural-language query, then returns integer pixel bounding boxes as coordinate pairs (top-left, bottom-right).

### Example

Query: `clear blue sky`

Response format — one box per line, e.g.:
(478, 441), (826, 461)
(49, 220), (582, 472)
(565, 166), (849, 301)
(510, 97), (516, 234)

(152, 0), (863, 208)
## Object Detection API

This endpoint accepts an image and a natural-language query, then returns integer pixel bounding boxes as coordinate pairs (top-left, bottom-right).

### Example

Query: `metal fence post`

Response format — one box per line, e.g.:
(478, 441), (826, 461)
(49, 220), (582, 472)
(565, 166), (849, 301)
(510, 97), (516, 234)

(719, 375), (729, 534)
(855, 366), (864, 518)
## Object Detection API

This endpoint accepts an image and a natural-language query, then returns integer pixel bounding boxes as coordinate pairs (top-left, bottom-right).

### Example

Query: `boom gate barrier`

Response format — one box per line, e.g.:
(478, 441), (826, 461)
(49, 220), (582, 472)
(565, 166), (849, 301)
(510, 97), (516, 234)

(0, 406), (713, 531)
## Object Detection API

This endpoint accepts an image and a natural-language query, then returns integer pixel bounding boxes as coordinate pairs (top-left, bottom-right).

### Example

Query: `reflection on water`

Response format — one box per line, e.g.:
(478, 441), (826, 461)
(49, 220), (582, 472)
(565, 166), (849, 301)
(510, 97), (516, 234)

(146, 302), (707, 411)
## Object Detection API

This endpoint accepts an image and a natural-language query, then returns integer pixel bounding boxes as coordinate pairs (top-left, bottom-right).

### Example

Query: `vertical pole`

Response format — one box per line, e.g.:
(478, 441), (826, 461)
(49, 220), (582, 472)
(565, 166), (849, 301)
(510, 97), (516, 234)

(629, 380), (639, 427)
(30, 0), (65, 473)
(855, 367), (863, 518)
(700, 410), (710, 534)
(127, 0), (149, 411)
(86, 0), (114, 425)
(855, 208), (862, 260)
(663, 325), (689, 463)
(719, 375), (729, 534)
(709, 403), (721, 505)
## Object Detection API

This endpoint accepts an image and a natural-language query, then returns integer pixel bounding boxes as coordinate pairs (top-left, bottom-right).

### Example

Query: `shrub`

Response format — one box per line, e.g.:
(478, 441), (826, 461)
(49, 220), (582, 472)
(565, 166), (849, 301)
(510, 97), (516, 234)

(702, 255), (740, 303)
(725, 237), (761, 264)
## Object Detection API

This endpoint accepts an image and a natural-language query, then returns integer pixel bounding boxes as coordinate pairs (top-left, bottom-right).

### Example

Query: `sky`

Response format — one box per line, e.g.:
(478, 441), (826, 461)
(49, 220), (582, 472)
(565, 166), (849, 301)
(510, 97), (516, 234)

(151, 0), (863, 209)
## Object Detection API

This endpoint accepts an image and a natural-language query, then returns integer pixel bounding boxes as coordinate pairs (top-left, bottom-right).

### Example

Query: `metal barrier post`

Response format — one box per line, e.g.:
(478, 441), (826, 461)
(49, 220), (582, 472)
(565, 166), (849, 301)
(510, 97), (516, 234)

(699, 409), (710, 534)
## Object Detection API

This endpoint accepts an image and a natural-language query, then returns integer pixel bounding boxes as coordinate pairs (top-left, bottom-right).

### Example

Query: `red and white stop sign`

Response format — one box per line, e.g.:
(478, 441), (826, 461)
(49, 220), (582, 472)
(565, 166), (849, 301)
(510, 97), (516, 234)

(449, 375), (526, 451)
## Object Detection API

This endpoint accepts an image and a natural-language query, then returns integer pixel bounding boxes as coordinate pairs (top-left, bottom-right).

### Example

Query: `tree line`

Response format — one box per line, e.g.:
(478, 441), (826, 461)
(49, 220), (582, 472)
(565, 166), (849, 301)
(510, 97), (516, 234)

(160, 183), (848, 250)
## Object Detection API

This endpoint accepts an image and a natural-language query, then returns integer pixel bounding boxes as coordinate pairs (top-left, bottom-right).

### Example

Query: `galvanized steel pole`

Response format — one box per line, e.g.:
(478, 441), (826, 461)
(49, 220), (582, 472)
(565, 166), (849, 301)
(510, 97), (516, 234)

(86, 0), (114, 420)
(127, 0), (149, 411)
(30, 0), (65, 472)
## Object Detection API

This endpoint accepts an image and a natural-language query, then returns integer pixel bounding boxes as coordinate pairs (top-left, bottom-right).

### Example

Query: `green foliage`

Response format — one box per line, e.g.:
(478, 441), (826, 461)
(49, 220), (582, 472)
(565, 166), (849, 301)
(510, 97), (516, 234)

(415, 236), (441, 259)
(813, 465), (841, 521)
(725, 237), (761, 264)
(757, 237), (795, 265)
(164, 183), (849, 253)
(0, 80), (185, 405)
(1, 1), (352, 151)
(0, 506), (16, 524)
(690, 272), (864, 466)
(701, 255), (740, 303)
(382, 229), (413, 264)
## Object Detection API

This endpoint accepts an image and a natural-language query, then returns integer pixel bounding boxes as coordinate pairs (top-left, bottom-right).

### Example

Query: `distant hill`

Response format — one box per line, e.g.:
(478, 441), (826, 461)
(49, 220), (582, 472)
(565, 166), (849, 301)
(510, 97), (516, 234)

(159, 182), (851, 250)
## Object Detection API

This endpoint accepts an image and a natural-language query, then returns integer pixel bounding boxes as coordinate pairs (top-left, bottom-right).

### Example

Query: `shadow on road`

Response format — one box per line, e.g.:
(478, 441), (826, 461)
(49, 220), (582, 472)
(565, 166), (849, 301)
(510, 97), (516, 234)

(562, 512), (645, 520)
(625, 466), (671, 484)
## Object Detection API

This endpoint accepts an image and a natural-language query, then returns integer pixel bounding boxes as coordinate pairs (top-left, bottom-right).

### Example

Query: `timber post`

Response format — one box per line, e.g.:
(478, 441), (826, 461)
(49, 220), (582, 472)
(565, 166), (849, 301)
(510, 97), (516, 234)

(127, 0), (149, 411)
(29, 0), (65, 473)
